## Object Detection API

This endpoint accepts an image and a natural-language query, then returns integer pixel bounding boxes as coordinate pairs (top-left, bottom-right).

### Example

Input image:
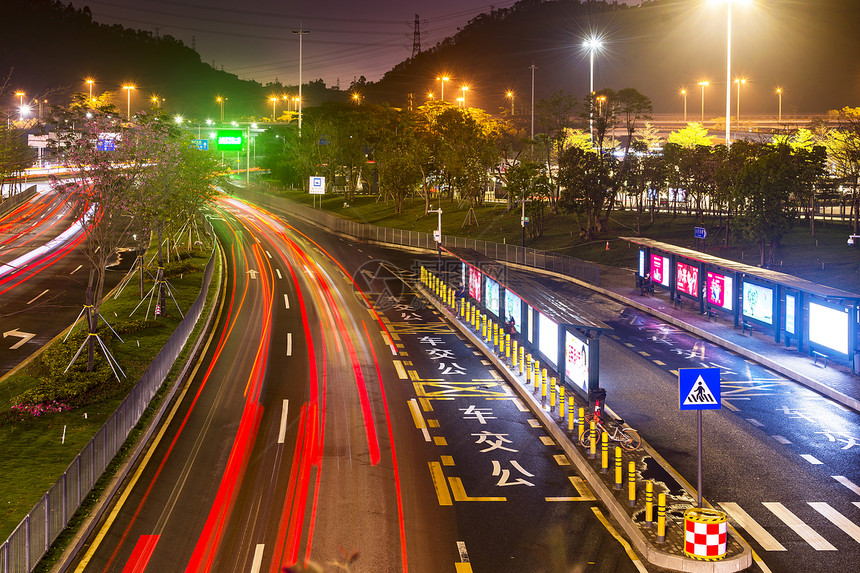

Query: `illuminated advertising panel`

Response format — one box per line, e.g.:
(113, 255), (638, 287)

(706, 272), (733, 311)
(461, 262), (467, 288)
(485, 277), (500, 317)
(538, 312), (559, 367)
(216, 130), (244, 150)
(469, 267), (481, 302)
(638, 249), (646, 278)
(809, 301), (849, 355)
(785, 294), (796, 335)
(650, 254), (671, 287)
(742, 282), (774, 325)
(675, 261), (699, 297)
(564, 331), (589, 393)
(527, 307), (534, 343)
(505, 290), (522, 334)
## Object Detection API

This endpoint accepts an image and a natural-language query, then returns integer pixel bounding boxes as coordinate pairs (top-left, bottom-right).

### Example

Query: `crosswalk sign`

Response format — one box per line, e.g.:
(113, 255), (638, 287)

(679, 368), (721, 410)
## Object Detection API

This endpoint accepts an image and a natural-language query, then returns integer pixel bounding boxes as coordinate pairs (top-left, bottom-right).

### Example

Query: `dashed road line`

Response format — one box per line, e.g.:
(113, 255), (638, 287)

(720, 502), (786, 551)
(763, 502), (836, 550)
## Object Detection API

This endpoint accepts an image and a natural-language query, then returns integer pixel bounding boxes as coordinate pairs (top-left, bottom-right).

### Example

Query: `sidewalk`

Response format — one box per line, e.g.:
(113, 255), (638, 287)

(418, 277), (753, 573)
(591, 265), (860, 414)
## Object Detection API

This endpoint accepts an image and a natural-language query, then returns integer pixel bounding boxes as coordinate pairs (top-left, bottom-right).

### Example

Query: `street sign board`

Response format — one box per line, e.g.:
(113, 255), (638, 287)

(309, 176), (326, 195)
(96, 138), (115, 151)
(433, 230), (441, 243)
(216, 130), (243, 150)
(679, 368), (721, 410)
(192, 138), (209, 151)
(694, 227), (707, 239)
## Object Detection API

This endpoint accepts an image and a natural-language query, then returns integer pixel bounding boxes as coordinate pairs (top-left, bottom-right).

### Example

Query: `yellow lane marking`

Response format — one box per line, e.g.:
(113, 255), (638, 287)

(408, 399), (431, 442)
(543, 476), (597, 502)
(428, 462), (453, 506)
(638, 351), (650, 357)
(624, 343), (635, 348)
(455, 564), (473, 573)
(448, 478), (506, 502)
(512, 399), (528, 412)
(393, 360), (408, 380)
(553, 455), (570, 466)
(441, 455), (455, 466)
(528, 419), (541, 428)
(428, 419), (440, 428)
(419, 398), (433, 412)
(434, 436), (448, 446)
(653, 360), (666, 366)
(408, 370), (420, 381)
(721, 399), (740, 412)
(590, 507), (648, 572)
(670, 369), (679, 376)
(540, 436), (555, 446)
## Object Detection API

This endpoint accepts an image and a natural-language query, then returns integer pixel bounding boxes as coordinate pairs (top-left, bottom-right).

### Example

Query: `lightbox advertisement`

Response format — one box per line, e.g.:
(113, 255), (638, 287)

(505, 290), (523, 334)
(485, 277), (500, 317)
(650, 254), (671, 287)
(564, 331), (589, 392)
(809, 301), (849, 355)
(742, 282), (774, 325)
(469, 266), (481, 302)
(706, 272), (733, 311)
(538, 312), (559, 367)
(675, 261), (699, 297)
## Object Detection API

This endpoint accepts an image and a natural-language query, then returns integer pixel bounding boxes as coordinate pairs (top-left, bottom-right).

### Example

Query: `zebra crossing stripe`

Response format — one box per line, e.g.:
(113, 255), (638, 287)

(720, 502), (786, 551)
(808, 502), (860, 544)
(833, 476), (860, 496)
(763, 502), (836, 551)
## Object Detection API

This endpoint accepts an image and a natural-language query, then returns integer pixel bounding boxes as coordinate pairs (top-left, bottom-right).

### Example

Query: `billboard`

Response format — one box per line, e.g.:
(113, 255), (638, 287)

(650, 254), (671, 287)
(742, 282), (774, 325)
(505, 290), (522, 334)
(675, 261), (699, 297)
(706, 272), (733, 311)
(564, 331), (589, 392)
(469, 266), (481, 302)
(785, 293), (797, 335)
(538, 312), (559, 367)
(485, 277), (500, 317)
(638, 249), (646, 278)
(809, 300), (849, 355)
(216, 130), (244, 150)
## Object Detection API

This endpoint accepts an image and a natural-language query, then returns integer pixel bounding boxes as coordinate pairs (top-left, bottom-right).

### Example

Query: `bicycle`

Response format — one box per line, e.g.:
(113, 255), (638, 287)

(579, 413), (642, 452)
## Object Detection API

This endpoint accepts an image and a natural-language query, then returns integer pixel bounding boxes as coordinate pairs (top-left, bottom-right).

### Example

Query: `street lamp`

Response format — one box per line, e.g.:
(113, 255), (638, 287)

(151, 96), (163, 108)
(698, 81), (709, 123)
(427, 92), (435, 101)
(270, 96), (278, 120)
(85, 78), (94, 102)
(122, 85), (135, 119)
(681, 88), (688, 123)
(582, 35), (603, 144)
(460, 85), (468, 108)
(436, 76), (450, 101)
(428, 206), (443, 272)
(776, 87), (782, 123)
(506, 91), (514, 115)
(292, 27), (310, 136)
(718, 0), (752, 146)
(15, 91), (25, 121)
(734, 78), (746, 127)
(456, 97), (464, 108)
(352, 92), (361, 105)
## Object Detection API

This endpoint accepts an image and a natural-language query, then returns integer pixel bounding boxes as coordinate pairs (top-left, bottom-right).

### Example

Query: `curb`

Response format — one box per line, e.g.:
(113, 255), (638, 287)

(417, 283), (753, 573)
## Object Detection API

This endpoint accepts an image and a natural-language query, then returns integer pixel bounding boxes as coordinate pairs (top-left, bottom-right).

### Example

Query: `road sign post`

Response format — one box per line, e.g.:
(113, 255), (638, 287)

(679, 367), (721, 508)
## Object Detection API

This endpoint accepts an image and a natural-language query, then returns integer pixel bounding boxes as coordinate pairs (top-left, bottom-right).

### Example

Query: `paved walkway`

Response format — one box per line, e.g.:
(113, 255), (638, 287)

(589, 264), (860, 413)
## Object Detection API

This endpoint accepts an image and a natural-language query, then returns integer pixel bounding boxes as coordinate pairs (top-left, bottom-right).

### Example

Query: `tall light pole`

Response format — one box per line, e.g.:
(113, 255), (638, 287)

(85, 78), (94, 102)
(776, 87), (782, 123)
(681, 88), (688, 123)
(15, 91), (25, 121)
(292, 27), (310, 136)
(460, 85), (468, 108)
(582, 36), (603, 145)
(506, 91), (514, 116)
(122, 85), (135, 119)
(436, 76), (449, 101)
(428, 206), (442, 272)
(721, 0), (751, 146)
(529, 64), (537, 140)
(270, 96), (278, 120)
(734, 78), (746, 126)
(698, 81), (709, 123)
(216, 96), (226, 123)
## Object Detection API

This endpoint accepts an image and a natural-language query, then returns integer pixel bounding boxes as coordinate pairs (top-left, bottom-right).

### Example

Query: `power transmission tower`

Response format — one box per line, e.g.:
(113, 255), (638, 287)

(412, 14), (421, 58)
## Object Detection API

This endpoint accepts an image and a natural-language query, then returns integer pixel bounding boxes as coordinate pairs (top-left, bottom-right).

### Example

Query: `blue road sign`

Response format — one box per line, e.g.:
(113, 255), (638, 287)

(679, 368), (721, 410)
(694, 227), (707, 239)
(96, 138), (115, 151)
(192, 139), (209, 150)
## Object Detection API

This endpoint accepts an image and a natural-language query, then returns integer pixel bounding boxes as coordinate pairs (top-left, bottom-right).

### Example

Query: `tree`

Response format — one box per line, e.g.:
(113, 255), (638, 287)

(825, 107), (860, 235)
(557, 146), (614, 239)
(667, 123), (714, 148)
(616, 87), (653, 158)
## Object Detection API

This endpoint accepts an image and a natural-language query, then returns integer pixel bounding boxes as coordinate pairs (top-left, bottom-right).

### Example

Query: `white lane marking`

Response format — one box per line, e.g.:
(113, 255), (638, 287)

(27, 289), (49, 305)
(265, 250), (272, 258)
(854, 502), (860, 511)
(276, 268), (282, 279)
(286, 332), (292, 356)
(720, 502), (786, 551)
(71, 264), (82, 275)
(3, 329), (36, 350)
(456, 541), (470, 563)
(809, 502), (860, 544)
(833, 476), (860, 496)
(746, 418), (764, 427)
(250, 543), (265, 573)
(763, 502), (836, 550)
(408, 399), (430, 442)
(771, 435), (792, 445)
(800, 454), (823, 465)
(278, 400), (289, 444)
(283, 294), (290, 309)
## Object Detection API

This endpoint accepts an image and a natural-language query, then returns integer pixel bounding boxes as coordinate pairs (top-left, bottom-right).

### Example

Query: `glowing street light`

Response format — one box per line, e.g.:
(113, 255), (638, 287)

(715, 0), (752, 145)
(734, 78), (746, 126)
(151, 96), (164, 108)
(122, 85), (135, 119)
(216, 96), (226, 123)
(15, 91), (25, 121)
(351, 92), (361, 104)
(270, 96), (278, 120)
(776, 87), (783, 123)
(506, 91), (514, 115)
(456, 97), (464, 108)
(460, 85), (469, 108)
(681, 88), (688, 123)
(436, 76), (450, 101)
(698, 81), (709, 123)
(427, 91), (435, 101)
(174, 115), (184, 125)
(582, 35), (603, 144)
(85, 78), (94, 101)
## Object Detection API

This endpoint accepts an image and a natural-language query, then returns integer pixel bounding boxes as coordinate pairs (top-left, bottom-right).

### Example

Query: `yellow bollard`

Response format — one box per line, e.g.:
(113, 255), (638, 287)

(512, 340), (518, 368)
(550, 377), (556, 409)
(493, 322), (499, 349)
(657, 493), (667, 543)
(578, 407), (585, 442)
(559, 386), (566, 420)
(533, 360), (541, 390)
(505, 334), (511, 361)
(568, 404), (575, 432)
(645, 480), (654, 528)
(601, 431), (609, 473)
(519, 347), (525, 375)
(460, 298), (465, 317)
(614, 446), (623, 490)
(628, 461), (636, 507)
(541, 369), (548, 398)
(588, 420), (597, 458)
(482, 314), (487, 339)
(526, 354), (533, 383)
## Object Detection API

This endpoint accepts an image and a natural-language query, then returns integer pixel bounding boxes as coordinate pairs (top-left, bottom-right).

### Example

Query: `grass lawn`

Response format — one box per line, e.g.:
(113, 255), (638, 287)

(263, 181), (860, 294)
(0, 246), (215, 542)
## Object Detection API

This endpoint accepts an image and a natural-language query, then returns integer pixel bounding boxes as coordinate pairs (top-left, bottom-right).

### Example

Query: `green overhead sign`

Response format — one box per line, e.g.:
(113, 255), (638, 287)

(216, 130), (244, 150)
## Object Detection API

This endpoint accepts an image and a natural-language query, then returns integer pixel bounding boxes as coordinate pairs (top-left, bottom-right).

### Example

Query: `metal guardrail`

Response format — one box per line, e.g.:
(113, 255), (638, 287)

(254, 191), (600, 286)
(0, 186), (38, 217)
(0, 225), (217, 573)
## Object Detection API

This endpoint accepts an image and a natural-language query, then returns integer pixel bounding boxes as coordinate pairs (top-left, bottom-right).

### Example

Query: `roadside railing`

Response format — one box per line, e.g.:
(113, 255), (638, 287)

(0, 223), (217, 573)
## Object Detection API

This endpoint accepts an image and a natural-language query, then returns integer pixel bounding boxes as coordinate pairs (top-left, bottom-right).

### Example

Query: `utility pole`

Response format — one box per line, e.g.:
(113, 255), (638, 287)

(292, 27), (310, 136)
(529, 63), (537, 140)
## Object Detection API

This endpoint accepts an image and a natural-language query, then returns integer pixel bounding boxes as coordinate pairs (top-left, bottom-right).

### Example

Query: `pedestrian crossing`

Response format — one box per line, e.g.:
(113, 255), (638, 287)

(719, 476), (860, 552)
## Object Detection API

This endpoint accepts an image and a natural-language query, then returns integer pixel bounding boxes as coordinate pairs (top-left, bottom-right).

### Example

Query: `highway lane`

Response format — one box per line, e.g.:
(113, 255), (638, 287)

(71, 195), (643, 573)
